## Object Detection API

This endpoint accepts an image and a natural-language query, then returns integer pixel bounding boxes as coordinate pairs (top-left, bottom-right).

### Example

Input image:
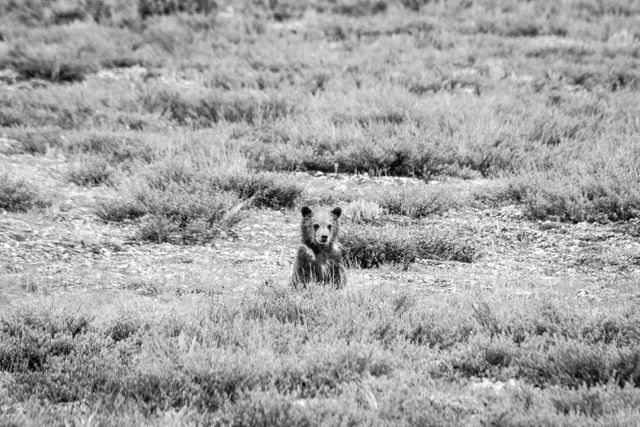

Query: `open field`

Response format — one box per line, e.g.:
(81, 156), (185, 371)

(1, 0), (640, 425)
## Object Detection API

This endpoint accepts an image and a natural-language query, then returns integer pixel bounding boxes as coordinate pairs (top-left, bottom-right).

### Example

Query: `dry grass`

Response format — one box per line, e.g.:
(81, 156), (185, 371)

(67, 155), (115, 187)
(96, 160), (301, 243)
(0, 173), (50, 212)
(3, 288), (640, 425)
(342, 223), (479, 268)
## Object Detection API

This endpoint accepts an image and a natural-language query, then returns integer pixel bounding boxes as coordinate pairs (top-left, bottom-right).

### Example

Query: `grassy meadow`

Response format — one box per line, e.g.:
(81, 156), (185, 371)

(1, 0), (640, 425)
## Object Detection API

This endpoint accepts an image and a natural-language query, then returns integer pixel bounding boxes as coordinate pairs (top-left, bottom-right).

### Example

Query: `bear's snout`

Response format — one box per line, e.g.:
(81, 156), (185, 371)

(319, 234), (329, 243)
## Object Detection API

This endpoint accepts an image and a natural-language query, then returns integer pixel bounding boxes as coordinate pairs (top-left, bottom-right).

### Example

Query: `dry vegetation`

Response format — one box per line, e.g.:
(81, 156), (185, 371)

(1, 0), (640, 425)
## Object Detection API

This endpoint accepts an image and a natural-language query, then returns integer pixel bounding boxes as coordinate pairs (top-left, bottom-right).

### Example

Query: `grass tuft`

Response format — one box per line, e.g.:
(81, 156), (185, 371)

(8, 128), (63, 155)
(495, 159), (640, 223)
(143, 88), (299, 127)
(0, 23), (143, 82)
(374, 184), (461, 218)
(64, 132), (157, 163)
(134, 186), (241, 244)
(0, 173), (50, 212)
(343, 199), (383, 224)
(213, 172), (302, 209)
(341, 224), (478, 268)
(95, 162), (273, 244)
(244, 285), (320, 326)
(96, 197), (147, 222)
(1, 43), (97, 82)
(4, 291), (640, 423)
(67, 156), (114, 187)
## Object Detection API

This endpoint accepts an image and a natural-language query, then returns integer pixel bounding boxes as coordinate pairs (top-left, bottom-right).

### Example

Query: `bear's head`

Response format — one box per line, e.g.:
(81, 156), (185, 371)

(300, 206), (342, 248)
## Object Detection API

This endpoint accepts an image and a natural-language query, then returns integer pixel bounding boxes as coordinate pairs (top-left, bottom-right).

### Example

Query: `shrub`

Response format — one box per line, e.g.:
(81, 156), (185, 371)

(244, 285), (320, 326)
(399, 0), (430, 11)
(142, 16), (195, 55)
(341, 224), (478, 268)
(249, 118), (516, 180)
(0, 0), (217, 28)
(374, 184), (461, 218)
(331, 0), (388, 16)
(0, 90), (97, 129)
(142, 88), (298, 127)
(0, 309), (95, 374)
(5, 289), (640, 424)
(103, 183), (242, 244)
(67, 156), (114, 187)
(505, 159), (640, 223)
(0, 0), (54, 26)
(8, 128), (63, 155)
(64, 132), (157, 163)
(0, 23), (143, 82)
(343, 199), (383, 224)
(0, 108), (24, 127)
(95, 162), (304, 242)
(137, 0), (218, 19)
(0, 174), (49, 212)
(96, 196), (147, 222)
(213, 172), (302, 209)
(105, 317), (142, 342)
(1, 43), (98, 82)
(96, 163), (246, 244)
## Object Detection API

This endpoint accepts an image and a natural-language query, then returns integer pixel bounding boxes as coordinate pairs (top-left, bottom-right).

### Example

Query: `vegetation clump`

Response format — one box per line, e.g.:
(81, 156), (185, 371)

(97, 164), (301, 243)
(3, 294), (640, 424)
(0, 174), (50, 212)
(67, 156), (114, 187)
(341, 224), (478, 268)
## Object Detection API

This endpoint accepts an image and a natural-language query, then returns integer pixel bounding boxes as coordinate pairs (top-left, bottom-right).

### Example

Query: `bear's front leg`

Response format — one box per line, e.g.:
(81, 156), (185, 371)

(292, 246), (316, 288)
(331, 261), (346, 289)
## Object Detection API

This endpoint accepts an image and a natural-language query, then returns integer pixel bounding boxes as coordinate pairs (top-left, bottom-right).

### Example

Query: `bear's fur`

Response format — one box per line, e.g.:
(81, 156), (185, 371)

(291, 205), (346, 288)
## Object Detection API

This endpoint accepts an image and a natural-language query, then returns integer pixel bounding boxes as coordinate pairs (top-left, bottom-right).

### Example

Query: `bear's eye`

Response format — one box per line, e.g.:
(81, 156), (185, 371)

(313, 223), (319, 230)
(328, 224), (332, 231)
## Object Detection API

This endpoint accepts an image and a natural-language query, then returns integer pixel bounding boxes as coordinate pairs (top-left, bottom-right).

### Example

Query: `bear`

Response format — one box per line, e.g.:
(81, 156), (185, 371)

(291, 205), (346, 288)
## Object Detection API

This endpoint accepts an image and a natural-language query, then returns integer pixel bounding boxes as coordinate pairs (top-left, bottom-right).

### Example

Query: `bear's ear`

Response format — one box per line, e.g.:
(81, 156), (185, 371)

(332, 207), (342, 218)
(301, 206), (312, 217)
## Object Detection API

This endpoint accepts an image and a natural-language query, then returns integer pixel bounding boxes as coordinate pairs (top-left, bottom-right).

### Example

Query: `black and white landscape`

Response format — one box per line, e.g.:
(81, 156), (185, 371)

(1, 1), (640, 425)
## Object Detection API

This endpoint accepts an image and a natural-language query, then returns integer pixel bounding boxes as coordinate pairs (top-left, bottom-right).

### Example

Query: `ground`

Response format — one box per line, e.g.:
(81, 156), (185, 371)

(3, 153), (638, 304)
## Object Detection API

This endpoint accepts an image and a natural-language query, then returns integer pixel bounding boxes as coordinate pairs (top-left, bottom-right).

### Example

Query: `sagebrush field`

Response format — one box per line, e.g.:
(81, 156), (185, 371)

(1, 0), (640, 425)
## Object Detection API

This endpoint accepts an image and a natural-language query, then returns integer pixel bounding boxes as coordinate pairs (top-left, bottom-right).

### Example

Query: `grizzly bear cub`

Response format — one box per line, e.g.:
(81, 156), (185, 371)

(291, 206), (346, 288)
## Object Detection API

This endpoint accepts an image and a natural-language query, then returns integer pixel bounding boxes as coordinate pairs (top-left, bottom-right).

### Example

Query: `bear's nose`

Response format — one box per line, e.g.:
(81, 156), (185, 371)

(320, 235), (328, 242)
